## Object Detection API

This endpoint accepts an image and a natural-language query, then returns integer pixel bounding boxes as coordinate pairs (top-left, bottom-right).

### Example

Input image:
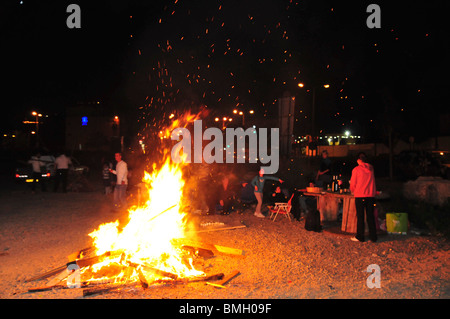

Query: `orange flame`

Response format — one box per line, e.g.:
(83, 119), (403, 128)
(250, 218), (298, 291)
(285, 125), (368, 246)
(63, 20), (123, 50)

(84, 110), (207, 283)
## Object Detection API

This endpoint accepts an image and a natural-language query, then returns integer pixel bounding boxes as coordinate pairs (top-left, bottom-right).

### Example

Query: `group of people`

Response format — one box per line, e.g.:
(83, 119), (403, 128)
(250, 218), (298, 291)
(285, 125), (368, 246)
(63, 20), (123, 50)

(28, 150), (129, 211)
(28, 152), (72, 193)
(312, 150), (378, 242)
(246, 150), (378, 243)
(31, 147), (377, 243)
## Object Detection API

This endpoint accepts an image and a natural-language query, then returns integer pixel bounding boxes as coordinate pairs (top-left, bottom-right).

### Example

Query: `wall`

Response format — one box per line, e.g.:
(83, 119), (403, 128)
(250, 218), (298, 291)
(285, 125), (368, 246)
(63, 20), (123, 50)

(316, 136), (450, 157)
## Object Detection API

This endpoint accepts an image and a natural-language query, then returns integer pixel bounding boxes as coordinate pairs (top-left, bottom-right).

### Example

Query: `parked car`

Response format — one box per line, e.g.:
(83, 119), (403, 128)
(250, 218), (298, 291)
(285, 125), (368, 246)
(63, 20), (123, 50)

(15, 155), (89, 183)
(69, 157), (89, 176)
(394, 150), (448, 180)
(15, 155), (55, 183)
(430, 150), (450, 179)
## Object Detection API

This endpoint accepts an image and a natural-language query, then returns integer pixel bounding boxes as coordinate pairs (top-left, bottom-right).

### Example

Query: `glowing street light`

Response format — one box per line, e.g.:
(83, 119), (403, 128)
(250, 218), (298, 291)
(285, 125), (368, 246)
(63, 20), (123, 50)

(31, 111), (42, 147)
(233, 109), (254, 126)
(298, 83), (330, 137)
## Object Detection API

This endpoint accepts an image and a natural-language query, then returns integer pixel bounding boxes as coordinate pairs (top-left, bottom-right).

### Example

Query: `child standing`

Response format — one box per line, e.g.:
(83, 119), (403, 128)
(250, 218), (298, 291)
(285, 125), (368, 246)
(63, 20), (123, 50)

(102, 162), (112, 194)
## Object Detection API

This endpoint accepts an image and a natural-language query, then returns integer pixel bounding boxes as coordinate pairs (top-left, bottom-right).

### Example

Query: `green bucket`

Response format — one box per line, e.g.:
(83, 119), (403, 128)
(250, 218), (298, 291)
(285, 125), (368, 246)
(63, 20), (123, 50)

(386, 213), (408, 234)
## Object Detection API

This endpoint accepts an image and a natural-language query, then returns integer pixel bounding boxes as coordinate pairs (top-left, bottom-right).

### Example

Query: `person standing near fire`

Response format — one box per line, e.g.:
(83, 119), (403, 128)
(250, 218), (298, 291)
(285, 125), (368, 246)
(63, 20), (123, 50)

(53, 152), (72, 193)
(349, 152), (377, 243)
(109, 152), (128, 210)
(316, 150), (333, 187)
(251, 168), (283, 218)
(28, 152), (46, 193)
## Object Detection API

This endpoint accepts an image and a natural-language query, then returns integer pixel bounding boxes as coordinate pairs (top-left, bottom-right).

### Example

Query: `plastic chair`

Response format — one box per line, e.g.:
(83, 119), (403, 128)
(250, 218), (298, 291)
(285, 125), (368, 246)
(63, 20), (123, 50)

(269, 194), (294, 221)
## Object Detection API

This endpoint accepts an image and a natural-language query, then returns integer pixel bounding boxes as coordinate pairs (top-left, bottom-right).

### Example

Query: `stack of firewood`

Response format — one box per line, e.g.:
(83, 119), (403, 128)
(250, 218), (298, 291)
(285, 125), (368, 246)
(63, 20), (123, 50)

(24, 239), (243, 297)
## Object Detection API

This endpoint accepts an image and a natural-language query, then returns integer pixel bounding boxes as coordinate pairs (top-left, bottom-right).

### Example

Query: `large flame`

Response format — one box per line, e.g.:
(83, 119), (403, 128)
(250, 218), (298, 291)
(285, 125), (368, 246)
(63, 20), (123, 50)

(86, 159), (202, 283)
(83, 110), (207, 284)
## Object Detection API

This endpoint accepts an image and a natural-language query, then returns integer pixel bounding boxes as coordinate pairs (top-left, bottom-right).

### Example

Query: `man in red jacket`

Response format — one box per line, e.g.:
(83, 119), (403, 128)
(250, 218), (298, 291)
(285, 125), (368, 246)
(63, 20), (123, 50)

(349, 152), (377, 242)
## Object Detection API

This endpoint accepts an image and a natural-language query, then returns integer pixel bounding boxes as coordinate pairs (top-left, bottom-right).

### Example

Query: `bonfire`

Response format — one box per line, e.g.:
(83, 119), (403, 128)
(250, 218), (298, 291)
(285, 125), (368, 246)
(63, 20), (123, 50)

(83, 157), (204, 284)
(25, 111), (243, 296)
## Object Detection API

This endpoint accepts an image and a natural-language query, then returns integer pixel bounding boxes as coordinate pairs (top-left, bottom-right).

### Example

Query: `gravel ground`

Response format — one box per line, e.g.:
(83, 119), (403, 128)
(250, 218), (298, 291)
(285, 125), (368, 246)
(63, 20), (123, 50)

(1, 185), (449, 301)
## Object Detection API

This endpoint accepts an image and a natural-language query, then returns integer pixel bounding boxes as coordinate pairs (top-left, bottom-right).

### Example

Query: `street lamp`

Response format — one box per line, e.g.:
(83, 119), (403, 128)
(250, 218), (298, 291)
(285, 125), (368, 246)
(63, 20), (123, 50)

(222, 117), (228, 130)
(233, 109), (254, 126)
(31, 111), (42, 147)
(298, 83), (330, 137)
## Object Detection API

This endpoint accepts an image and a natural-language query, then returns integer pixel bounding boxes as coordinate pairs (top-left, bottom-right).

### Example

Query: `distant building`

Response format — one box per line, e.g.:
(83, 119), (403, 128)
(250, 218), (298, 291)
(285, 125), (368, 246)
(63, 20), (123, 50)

(65, 102), (123, 152)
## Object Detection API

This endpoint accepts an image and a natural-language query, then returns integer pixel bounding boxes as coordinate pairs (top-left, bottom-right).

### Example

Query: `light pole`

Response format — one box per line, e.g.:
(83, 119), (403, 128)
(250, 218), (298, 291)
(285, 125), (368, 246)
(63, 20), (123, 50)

(298, 83), (330, 138)
(215, 116), (233, 129)
(233, 109), (254, 127)
(31, 111), (42, 147)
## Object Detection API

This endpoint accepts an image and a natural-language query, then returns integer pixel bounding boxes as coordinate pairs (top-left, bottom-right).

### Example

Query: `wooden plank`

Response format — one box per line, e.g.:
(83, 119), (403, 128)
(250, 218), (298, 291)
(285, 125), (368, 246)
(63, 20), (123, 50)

(45, 268), (72, 287)
(206, 282), (227, 289)
(181, 245), (214, 258)
(173, 239), (245, 257)
(218, 270), (240, 286)
(82, 283), (135, 297)
(132, 266), (149, 289)
(189, 273), (224, 283)
(67, 246), (95, 261)
(208, 270), (240, 288)
(214, 245), (245, 256)
(25, 251), (120, 283)
(127, 262), (178, 280)
(27, 284), (69, 293)
(25, 265), (68, 283)
(187, 225), (247, 234)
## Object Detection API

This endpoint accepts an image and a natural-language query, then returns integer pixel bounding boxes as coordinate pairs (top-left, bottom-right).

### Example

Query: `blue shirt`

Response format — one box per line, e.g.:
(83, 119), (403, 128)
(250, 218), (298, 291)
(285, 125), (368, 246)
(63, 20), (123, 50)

(251, 175), (280, 193)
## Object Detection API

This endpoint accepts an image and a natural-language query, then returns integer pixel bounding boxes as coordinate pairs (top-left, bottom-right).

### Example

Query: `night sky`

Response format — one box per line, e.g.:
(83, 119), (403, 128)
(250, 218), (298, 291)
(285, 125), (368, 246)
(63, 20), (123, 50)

(1, 0), (448, 145)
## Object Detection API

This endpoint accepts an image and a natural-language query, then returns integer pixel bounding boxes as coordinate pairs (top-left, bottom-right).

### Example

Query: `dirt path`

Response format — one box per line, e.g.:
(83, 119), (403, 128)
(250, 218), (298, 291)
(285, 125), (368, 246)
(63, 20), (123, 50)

(0, 190), (448, 299)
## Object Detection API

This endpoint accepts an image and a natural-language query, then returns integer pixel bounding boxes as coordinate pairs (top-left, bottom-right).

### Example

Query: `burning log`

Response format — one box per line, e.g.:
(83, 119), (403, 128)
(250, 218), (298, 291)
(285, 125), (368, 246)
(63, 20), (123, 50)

(148, 204), (178, 222)
(82, 270), (224, 297)
(188, 225), (247, 234)
(137, 268), (149, 289)
(173, 239), (245, 258)
(81, 263), (127, 281)
(28, 284), (72, 293)
(82, 283), (136, 297)
(181, 245), (214, 258)
(140, 265), (178, 280)
(67, 246), (95, 261)
(189, 272), (224, 283)
(25, 251), (121, 283)
(207, 270), (240, 289)
(25, 265), (68, 283)
(45, 268), (72, 287)
(124, 262), (149, 288)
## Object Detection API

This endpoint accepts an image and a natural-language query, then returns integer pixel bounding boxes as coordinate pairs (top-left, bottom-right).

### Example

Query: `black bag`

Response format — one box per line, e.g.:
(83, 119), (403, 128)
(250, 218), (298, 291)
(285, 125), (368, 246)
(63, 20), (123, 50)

(305, 209), (322, 232)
